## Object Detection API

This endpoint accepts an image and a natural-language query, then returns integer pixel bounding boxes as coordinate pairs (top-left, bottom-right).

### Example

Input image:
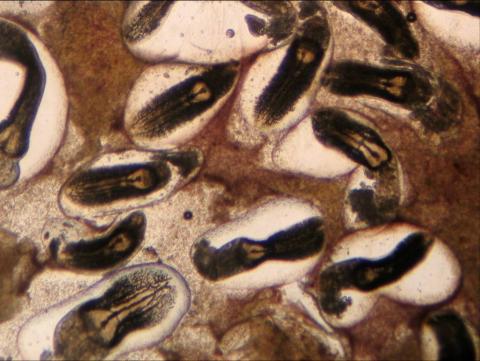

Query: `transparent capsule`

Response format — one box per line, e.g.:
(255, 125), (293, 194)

(238, 7), (332, 132)
(421, 310), (478, 361)
(59, 149), (202, 223)
(17, 263), (191, 360)
(326, 60), (462, 133)
(313, 223), (461, 328)
(47, 211), (146, 272)
(122, 1), (297, 64)
(191, 198), (326, 289)
(415, 1), (479, 51)
(333, 0), (419, 58)
(124, 62), (239, 149)
(0, 18), (67, 189)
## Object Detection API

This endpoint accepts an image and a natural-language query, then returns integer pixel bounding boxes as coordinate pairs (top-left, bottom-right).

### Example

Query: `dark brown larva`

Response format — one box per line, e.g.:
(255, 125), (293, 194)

(130, 63), (239, 138)
(192, 217), (324, 281)
(49, 212), (146, 271)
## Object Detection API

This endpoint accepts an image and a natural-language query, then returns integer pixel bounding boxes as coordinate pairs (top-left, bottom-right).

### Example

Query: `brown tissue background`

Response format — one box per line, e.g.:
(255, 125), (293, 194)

(0, 1), (479, 360)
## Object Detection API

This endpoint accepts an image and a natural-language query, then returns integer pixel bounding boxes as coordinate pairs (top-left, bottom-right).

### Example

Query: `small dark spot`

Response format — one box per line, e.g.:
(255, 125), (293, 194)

(44, 232), (50, 240)
(226, 29), (235, 38)
(49, 239), (60, 259)
(183, 210), (193, 220)
(245, 14), (266, 37)
(406, 12), (417, 22)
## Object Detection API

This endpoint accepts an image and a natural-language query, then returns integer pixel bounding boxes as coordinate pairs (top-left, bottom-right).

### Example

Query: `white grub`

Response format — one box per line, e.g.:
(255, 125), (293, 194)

(122, 1), (296, 64)
(271, 115), (358, 179)
(191, 197), (325, 290)
(414, 1), (480, 51)
(17, 263), (191, 361)
(343, 156), (405, 231)
(318, 223), (461, 329)
(124, 62), (239, 149)
(58, 148), (203, 223)
(237, 14), (332, 134)
(0, 18), (68, 187)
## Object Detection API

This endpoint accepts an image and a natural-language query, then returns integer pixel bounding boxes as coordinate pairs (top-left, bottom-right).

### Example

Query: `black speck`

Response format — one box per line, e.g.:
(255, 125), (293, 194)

(406, 12), (417, 23)
(245, 14), (266, 37)
(183, 210), (193, 220)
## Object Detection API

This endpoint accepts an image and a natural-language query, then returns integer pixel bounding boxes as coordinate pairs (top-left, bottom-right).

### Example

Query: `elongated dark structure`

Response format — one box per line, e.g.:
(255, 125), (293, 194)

(425, 0), (480, 17)
(53, 266), (181, 360)
(0, 19), (46, 159)
(254, 14), (330, 127)
(63, 150), (200, 206)
(317, 232), (432, 316)
(326, 60), (461, 132)
(311, 108), (391, 171)
(123, 1), (174, 42)
(64, 162), (171, 206)
(326, 61), (432, 106)
(334, 0), (419, 58)
(192, 217), (324, 281)
(423, 310), (476, 361)
(131, 62), (238, 138)
(49, 212), (146, 271)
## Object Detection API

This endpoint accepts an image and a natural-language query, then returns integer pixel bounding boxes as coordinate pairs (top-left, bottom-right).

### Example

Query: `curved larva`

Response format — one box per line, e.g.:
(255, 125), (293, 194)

(46, 211), (146, 272)
(122, 1), (297, 64)
(191, 197), (326, 289)
(315, 223), (461, 328)
(124, 62), (239, 149)
(58, 148), (203, 223)
(0, 17), (68, 188)
(17, 263), (191, 361)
